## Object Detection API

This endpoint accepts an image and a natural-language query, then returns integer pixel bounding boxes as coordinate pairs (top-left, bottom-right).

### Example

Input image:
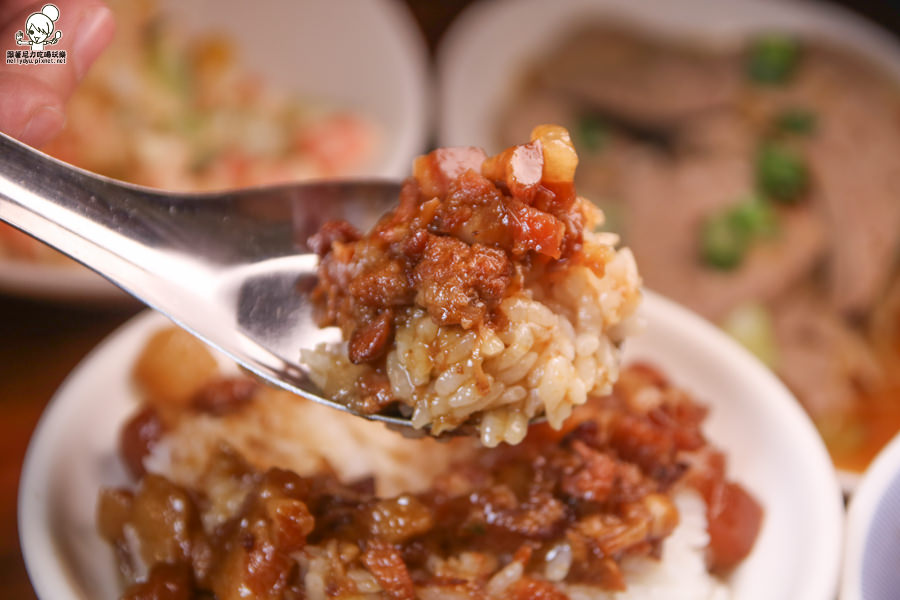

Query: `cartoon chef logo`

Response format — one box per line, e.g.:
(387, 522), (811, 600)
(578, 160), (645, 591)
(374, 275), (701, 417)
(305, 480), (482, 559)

(16, 4), (63, 52)
(6, 3), (66, 64)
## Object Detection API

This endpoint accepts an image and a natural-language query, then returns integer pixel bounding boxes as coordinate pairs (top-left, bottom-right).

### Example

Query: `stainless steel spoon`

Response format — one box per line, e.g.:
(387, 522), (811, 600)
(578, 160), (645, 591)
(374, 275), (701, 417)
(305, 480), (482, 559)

(0, 132), (429, 431)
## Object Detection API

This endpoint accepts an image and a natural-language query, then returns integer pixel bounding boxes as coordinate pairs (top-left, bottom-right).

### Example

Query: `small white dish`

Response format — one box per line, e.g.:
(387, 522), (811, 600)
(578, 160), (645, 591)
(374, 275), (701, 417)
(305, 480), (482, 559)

(19, 291), (844, 599)
(1, 0), (429, 303)
(842, 431), (900, 600)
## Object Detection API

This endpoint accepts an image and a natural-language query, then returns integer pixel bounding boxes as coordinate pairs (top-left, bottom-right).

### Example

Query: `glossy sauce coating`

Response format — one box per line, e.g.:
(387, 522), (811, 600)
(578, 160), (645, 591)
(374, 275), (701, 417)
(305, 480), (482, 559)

(103, 364), (762, 598)
(310, 126), (597, 372)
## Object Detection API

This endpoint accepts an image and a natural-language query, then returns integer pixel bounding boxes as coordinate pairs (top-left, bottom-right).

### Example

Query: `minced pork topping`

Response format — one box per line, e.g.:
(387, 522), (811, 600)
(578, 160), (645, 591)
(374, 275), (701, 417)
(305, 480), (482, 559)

(303, 126), (641, 441)
(100, 363), (761, 599)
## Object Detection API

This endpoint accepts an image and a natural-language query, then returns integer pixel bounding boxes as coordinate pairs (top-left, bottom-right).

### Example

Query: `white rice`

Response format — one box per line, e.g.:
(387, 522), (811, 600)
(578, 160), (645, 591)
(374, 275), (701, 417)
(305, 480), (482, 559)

(143, 386), (463, 498)
(303, 232), (642, 447)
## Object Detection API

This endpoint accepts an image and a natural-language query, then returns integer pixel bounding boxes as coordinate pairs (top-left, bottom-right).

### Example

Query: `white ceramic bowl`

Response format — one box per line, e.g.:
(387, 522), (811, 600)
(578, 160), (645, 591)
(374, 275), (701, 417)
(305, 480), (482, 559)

(436, 0), (900, 491)
(437, 0), (900, 152)
(19, 291), (844, 599)
(1, 0), (429, 303)
(842, 431), (900, 600)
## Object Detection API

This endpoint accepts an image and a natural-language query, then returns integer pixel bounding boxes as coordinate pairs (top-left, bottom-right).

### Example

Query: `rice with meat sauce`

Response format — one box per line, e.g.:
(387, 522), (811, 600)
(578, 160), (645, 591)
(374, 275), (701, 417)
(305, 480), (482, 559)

(304, 240), (639, 447)
(294, 490), (728, 600)
(302, 126), (642, 446)
(143, 394), (725, 600)
(105, 348), (754, 599)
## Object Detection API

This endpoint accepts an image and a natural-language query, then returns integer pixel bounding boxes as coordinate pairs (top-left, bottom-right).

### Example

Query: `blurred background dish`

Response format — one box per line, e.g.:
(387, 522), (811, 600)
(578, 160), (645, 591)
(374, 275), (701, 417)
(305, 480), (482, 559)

(19, 293), (843, 600)
(842, 430), (900, 600)
(0, 0), (429, 302)
(437, 0), (900, 486)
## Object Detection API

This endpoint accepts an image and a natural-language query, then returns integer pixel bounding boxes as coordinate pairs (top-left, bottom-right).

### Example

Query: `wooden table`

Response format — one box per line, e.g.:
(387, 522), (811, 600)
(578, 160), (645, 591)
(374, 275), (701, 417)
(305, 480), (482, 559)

(0, 295), (140, 598)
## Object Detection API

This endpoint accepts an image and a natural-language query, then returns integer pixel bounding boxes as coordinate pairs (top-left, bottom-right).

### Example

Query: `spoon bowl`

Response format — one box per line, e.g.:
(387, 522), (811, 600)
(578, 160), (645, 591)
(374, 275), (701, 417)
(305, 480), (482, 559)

(0, 132), (424, 429)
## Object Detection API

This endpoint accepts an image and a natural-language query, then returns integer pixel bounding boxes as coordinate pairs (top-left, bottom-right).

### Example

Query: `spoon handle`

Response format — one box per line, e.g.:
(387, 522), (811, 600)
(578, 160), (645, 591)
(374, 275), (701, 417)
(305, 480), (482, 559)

(0, 131), (201, 291)
(0, 133), (441, 430)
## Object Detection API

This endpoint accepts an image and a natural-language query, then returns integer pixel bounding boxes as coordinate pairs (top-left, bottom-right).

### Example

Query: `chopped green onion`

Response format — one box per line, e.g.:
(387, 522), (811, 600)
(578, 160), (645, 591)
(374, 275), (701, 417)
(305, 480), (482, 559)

(700, 195), (781, 270)
(146, 20), (190, 95)
(721, 303), (779, 367)
(575, 114), (609, 153)
(728, 195), (778, 238)
(756, 143), (808, 203)
(746, 34), (801, 85)
(775, 108), (817, 135)
(700, 213), (749, 270)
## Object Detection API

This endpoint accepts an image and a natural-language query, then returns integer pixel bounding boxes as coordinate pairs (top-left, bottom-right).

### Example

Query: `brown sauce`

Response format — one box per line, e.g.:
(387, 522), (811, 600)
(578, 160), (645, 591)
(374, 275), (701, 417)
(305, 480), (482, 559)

(101, 364), (762, 598)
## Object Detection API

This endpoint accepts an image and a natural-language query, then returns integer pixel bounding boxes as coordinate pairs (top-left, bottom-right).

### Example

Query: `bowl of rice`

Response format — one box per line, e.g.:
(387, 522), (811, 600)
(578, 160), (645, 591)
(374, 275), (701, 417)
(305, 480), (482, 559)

(18, 294), (843, 599)
(19, 130), (843, 599)
(0, 0), (429, 302)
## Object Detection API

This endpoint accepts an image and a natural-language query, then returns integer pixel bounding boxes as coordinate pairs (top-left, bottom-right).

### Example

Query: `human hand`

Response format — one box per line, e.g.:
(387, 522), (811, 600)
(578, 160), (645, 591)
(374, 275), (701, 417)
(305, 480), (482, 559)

(0, 0), (114, 147)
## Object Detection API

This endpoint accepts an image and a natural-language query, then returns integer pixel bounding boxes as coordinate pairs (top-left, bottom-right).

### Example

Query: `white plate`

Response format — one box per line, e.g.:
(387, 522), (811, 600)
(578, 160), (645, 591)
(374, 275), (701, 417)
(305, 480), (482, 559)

(1, 0), (429, 303)
(842, 431), (900, 600)
(19, 291), (843, 600)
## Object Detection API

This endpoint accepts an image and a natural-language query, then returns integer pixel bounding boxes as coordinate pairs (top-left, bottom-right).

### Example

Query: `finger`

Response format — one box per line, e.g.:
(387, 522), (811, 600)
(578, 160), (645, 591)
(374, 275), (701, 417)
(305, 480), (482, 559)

(1, 0), (115, 94)
(0, 0), (113, 145)
(0, 0), (45, 27)
(0, 72), (65, 145)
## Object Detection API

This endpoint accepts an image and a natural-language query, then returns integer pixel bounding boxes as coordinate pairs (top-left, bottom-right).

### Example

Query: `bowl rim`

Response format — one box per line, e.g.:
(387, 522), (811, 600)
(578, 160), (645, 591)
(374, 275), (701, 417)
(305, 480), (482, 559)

(624, 291), (844, 600)
(351, 0), (431, 180)
(18, 290), (844, 599)
(841, 431), (900, 600)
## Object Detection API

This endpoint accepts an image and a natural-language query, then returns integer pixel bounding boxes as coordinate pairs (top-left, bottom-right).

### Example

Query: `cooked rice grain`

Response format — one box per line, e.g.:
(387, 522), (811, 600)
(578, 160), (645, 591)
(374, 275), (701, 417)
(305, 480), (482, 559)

(303, 238), (641, 446)
(143, 386), (461, 498)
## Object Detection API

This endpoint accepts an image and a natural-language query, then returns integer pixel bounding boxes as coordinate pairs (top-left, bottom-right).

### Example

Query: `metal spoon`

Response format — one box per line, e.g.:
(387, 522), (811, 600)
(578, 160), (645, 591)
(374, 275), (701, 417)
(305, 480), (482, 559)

(0, 132), (430, 432)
